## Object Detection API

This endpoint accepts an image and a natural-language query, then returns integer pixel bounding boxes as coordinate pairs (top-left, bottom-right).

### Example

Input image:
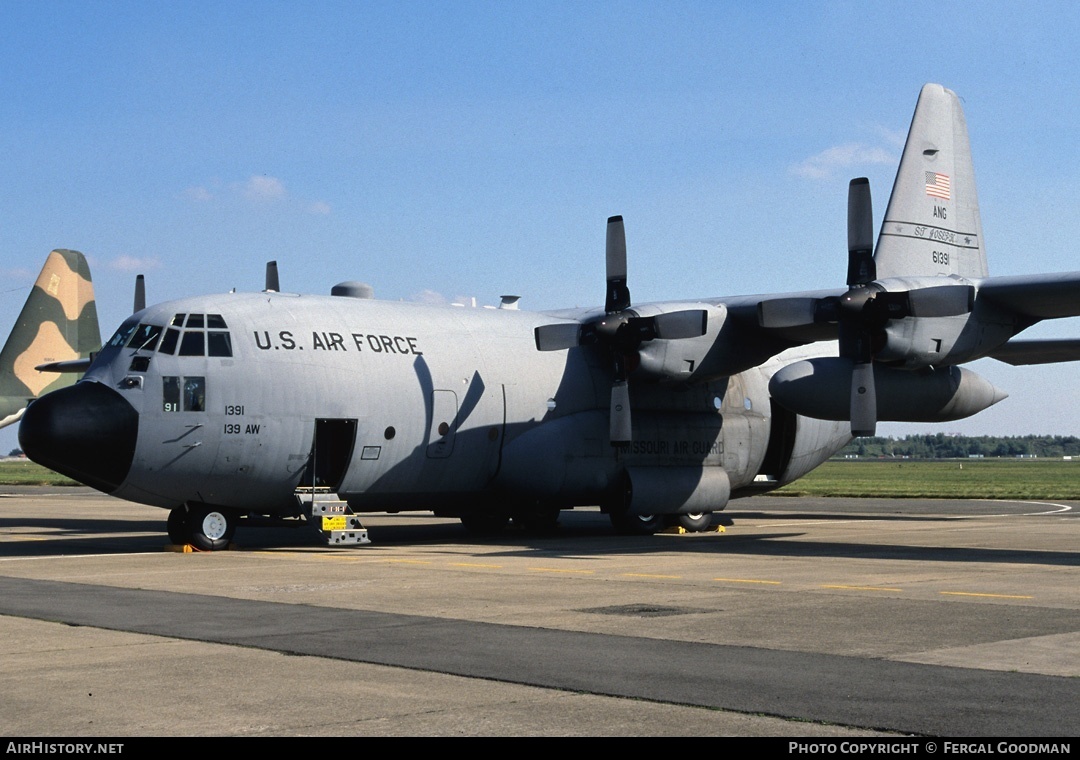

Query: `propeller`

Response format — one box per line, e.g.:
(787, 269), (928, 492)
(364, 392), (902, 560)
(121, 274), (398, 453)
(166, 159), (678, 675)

(842, 178), (879, 437)
(534, 216), (708, 444)
(759, 178), (974, 437)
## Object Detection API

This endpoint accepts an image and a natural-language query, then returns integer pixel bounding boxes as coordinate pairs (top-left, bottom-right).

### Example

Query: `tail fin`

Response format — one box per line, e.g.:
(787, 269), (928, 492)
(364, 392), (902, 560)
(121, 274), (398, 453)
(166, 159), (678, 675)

(0, 249), (101, 429)
(874, 83), (988, 280)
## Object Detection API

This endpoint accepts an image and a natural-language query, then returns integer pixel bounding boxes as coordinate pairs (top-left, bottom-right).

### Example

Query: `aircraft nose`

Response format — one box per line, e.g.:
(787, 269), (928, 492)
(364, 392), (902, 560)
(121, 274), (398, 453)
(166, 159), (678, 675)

(19, 381), (138, 493)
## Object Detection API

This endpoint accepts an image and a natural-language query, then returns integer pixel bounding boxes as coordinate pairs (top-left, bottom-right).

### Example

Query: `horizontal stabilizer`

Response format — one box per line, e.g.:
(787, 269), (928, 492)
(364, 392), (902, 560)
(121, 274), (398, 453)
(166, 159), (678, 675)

(35, 358), (93, 373)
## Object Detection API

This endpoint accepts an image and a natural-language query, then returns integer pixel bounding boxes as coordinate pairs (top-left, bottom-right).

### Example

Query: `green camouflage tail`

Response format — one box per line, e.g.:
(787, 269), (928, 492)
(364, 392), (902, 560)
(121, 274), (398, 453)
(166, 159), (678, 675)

(0, 250), (101, 429)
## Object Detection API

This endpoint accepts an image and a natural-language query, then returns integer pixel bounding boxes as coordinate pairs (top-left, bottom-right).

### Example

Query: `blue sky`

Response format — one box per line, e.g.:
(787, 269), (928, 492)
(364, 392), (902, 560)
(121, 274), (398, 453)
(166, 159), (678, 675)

(3, 1), (1080, 452)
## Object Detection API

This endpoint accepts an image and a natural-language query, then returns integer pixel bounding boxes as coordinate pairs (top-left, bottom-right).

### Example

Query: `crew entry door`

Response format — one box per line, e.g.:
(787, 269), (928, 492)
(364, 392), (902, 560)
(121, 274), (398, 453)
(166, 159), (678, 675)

(306, 418), (357, 491)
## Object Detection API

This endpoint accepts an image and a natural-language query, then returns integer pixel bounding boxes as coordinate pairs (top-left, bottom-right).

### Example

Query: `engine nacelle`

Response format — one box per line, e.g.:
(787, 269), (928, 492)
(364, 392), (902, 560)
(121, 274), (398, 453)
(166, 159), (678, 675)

(633, 303), (728, 383)
(867, 276), (1017, 368)
(768, 357), (1008, 423)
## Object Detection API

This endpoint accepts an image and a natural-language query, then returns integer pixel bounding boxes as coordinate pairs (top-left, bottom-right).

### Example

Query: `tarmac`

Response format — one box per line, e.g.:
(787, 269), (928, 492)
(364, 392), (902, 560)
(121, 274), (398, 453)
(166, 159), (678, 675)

(0, 486), (1076, 738)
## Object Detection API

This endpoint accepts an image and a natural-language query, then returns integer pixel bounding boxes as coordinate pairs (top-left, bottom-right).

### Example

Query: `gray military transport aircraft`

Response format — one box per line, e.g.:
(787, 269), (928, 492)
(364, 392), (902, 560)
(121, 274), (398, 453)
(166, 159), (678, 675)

(18, 83), (1080, 550)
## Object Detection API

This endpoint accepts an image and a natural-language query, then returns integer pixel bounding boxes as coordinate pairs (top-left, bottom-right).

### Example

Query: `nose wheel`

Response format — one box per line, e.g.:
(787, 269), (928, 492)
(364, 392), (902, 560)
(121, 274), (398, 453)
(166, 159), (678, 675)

(167, 504), (237, 551)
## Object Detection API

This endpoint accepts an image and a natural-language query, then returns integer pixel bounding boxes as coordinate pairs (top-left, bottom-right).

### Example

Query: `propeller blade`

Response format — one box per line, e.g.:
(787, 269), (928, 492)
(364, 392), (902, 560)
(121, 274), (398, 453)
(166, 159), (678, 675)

(610, 380), (632, 444)
(605, 215), (630, 313)
(846, 178), (876, 287)
(265, 261), (280, 292)
(133, 275), (145, 313)
(534, 322), (582, 351)
(652, 309), (709, 340)
(850, 361), (877, 437)
(758, 297), (820, 329)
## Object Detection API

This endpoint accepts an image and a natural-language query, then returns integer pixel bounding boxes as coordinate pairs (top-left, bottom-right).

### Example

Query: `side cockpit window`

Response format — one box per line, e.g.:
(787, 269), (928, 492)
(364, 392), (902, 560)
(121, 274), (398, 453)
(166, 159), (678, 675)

(106, 320), (139, 349)
(207, 332), (232, 357)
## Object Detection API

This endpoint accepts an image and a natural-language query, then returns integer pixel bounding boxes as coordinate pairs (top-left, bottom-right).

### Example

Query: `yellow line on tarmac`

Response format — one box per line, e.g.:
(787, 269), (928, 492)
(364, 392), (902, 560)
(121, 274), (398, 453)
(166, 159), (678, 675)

(822, 584), (902, 592)
(386, 559), (434, 565)
(623, 573), (681, 579)
(940, 591), (1033, 599)
(451, 562), (503, 569)
(529, 567), (595, 575)
(713, 577), (782, 585)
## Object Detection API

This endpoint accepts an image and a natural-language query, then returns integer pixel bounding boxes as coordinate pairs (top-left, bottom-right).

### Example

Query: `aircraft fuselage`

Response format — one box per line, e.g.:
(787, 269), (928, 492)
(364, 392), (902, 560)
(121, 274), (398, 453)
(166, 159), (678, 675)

(19, 291), (852, 523)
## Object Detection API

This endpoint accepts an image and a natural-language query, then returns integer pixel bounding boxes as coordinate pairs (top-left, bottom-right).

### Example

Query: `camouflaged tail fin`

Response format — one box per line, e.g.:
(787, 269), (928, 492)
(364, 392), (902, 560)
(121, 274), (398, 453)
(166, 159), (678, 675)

(0, 250), (101, 429)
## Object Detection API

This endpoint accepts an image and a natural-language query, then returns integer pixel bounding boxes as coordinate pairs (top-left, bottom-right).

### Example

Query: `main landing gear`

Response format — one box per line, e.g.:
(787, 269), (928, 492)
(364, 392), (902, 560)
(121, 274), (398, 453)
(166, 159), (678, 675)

(609, 511), (714, 535)
(167, 504), (237, 551)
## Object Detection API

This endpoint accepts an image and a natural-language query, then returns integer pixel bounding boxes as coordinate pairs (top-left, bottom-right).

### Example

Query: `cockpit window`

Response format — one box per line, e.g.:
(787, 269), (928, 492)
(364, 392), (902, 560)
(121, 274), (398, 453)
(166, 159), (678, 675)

(106, 319), (139, 348)
(127, 323), (163, 352)
(147, 313), (234, 357)
(179, 331), (205, 356)
(158, 328), (180, 355)
(207, 331), (232, 357)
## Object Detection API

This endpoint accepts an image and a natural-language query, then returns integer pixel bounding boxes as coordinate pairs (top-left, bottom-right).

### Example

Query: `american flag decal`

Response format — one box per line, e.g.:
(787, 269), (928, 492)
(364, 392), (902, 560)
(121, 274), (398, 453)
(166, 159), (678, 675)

(925, 171), (951, 200)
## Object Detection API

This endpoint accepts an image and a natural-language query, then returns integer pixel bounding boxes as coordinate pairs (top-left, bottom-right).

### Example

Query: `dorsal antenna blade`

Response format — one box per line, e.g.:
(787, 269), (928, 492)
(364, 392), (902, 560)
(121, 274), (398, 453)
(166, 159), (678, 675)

(265, 261), (280, 292)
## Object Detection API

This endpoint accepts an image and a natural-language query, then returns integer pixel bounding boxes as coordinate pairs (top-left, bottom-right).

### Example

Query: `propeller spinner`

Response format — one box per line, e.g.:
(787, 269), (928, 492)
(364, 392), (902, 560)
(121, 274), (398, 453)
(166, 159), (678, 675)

(534, 216), (708, 444)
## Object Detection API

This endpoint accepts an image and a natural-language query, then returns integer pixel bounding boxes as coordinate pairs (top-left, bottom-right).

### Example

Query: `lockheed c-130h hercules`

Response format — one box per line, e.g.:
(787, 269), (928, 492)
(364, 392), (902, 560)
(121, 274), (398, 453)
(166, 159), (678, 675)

(18, 83), (1080, 550)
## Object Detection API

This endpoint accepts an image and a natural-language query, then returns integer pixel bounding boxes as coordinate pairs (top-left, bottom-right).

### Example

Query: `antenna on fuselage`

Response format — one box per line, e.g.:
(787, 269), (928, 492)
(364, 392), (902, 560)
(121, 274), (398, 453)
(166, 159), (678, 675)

(134, 274), (145, 313)
(265, 261), (279, 292)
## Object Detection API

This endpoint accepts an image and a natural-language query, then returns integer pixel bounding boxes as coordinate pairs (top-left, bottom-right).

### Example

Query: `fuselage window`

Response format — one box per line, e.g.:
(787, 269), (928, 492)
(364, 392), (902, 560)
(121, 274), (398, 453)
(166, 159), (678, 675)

(184, 376), (206, 411)
(179, 331), (205, 356)
(207, 331), (232, 357)
(186, 313), (205, 329)
(207, 314), (227, 329)
(171, 314), (185, 327)
(158, 328), (180, 355)
(129, 356), (151, 372)
(163, 376), (180, 412)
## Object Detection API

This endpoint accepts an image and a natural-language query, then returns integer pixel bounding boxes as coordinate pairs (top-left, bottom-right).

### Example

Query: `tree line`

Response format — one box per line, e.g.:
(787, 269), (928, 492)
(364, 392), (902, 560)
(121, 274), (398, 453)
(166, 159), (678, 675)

(840, 434), (1080, 459)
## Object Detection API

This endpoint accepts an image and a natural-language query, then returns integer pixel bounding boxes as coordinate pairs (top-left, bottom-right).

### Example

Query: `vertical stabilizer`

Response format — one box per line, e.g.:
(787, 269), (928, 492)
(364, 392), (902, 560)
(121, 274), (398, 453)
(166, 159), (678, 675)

(874, 84), (988, 279)
(0, 250), (101, 429)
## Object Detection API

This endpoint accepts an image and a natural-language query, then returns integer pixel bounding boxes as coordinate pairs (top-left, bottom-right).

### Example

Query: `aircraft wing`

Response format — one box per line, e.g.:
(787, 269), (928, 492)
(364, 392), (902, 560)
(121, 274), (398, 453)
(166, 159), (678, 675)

(974, 272), (1080, 320)
(985, 339), (1080, 366)
(720, 269), (1080, 354)
(721, 289), (845, 345)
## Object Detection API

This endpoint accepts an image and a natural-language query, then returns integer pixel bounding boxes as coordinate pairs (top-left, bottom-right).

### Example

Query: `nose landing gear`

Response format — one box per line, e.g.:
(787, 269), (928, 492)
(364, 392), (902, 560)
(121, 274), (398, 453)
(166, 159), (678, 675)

(167, 504), (237, 551)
